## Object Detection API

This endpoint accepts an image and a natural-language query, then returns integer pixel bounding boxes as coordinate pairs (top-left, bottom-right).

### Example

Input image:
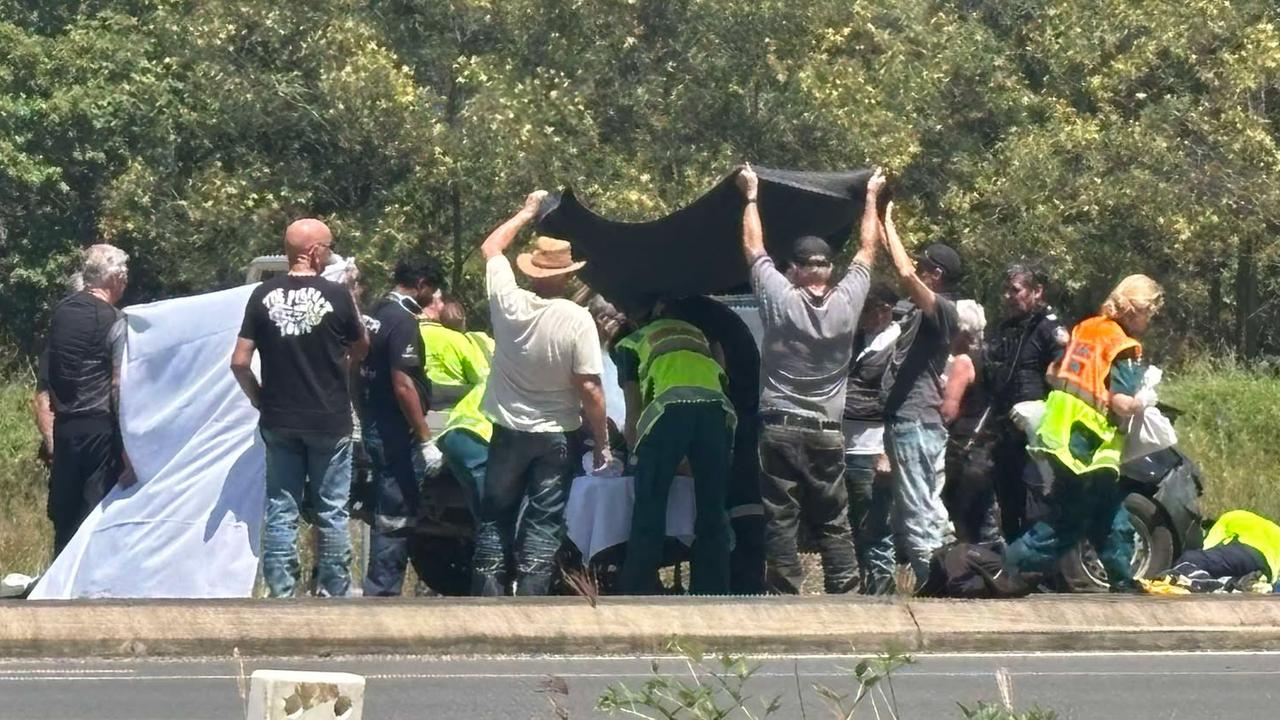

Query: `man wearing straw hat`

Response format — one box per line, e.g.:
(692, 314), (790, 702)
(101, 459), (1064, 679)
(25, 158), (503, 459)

(471, 191), (611, 596)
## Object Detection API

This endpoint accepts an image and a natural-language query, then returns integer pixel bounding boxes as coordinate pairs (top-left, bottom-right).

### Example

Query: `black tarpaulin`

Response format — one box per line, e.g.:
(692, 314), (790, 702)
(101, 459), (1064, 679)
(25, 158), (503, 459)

(535, 166), (884, 308)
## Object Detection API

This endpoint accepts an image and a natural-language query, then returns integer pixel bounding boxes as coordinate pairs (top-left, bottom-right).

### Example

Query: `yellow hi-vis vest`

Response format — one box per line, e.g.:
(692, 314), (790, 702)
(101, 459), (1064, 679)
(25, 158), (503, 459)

(1205, 510), (1280, 583)
(1033, 316), (1141, 475)
(420, 322), (493, 443)
(615, 319), (735, 443)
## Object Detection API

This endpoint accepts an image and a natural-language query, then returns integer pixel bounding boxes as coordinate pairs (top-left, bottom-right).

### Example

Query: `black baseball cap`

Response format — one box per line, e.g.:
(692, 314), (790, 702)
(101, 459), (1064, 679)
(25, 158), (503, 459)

(791, 235), (833, 265)
(915, 243), (962, 278)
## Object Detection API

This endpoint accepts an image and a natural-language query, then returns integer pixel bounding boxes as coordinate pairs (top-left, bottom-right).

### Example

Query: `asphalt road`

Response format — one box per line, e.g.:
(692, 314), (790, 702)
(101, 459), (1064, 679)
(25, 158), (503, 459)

(2, 651), (1278, 719)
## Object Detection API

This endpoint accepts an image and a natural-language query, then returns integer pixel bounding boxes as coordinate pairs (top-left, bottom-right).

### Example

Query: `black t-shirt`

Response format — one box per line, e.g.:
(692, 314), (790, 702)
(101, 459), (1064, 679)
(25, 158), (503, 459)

(360, 293), (431, 427)
(884, 294), (959, 425)
(38, 292), (125, 429)
(238, 275), (362, 435)
(664, 296), (761, 417)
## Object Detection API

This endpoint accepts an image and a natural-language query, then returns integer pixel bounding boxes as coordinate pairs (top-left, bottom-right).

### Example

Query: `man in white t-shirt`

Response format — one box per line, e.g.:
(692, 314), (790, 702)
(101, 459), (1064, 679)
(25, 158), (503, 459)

(472, 190), (610, 596)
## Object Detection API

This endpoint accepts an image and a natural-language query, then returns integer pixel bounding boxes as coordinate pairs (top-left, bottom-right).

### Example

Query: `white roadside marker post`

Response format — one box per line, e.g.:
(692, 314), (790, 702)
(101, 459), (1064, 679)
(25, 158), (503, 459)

(246, 669), (365, 720)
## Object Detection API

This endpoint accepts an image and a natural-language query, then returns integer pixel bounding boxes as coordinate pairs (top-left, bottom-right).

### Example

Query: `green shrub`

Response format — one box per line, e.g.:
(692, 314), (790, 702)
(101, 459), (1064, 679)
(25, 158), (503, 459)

(0, 376), (52, 575)
(1162, 359), (1280, 521)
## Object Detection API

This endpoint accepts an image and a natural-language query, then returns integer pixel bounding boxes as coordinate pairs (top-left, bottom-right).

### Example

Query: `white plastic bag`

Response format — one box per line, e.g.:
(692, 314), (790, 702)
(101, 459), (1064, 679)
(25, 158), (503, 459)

(1122, 407), (1178, 463)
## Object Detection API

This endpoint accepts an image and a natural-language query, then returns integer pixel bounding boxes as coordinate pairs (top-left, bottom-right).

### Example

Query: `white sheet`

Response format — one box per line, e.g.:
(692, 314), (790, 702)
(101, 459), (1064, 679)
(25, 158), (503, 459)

(564, 474), (696, 562)
(30, 283), (266, 599)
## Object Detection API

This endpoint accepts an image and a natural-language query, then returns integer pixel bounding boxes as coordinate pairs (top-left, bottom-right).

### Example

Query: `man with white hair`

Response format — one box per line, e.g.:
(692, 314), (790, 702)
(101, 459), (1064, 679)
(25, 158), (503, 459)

(231, 218), (368, 597)
(34, 244), (132, 556)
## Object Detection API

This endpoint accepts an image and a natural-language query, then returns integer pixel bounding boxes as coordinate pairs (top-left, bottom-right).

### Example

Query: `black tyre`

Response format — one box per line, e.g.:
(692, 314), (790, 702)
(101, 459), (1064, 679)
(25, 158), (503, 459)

(1059, 493), (1175, 591)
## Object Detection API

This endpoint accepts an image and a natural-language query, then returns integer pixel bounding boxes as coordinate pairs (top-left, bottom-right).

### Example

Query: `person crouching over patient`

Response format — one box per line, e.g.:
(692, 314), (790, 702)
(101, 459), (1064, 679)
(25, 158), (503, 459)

(613, 301), (736, 595)
(1004, 274), (1164, 592)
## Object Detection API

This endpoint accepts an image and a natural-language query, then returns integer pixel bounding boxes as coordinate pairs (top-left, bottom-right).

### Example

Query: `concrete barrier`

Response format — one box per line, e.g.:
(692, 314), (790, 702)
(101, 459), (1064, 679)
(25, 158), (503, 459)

(2, 595), (1279, 658)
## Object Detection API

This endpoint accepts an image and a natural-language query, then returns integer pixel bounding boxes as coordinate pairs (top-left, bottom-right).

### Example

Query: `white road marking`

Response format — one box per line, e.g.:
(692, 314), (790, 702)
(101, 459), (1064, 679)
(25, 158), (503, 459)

(7, 668), (1280, 683)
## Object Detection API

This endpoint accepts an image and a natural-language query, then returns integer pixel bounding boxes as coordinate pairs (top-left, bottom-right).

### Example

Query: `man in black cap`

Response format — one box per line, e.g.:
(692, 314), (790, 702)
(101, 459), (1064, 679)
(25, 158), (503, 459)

(878, 202), (963, 588)
(736, 165), (884, 594)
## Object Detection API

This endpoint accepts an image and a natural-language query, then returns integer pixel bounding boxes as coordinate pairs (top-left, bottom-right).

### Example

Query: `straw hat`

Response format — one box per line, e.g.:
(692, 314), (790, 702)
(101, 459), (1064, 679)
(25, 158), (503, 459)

(516, 236), (586, 278)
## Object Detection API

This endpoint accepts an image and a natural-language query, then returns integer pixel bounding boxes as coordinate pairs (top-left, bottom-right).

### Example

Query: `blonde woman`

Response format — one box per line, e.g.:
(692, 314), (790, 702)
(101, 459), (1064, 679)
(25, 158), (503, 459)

(1004, 275), (1164, 592)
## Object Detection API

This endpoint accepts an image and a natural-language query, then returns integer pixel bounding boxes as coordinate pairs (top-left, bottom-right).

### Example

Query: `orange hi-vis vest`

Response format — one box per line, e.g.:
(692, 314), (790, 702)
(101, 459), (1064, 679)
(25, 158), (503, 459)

(1033, 315), (1142, 474)
(1046, 316), (1142, 414)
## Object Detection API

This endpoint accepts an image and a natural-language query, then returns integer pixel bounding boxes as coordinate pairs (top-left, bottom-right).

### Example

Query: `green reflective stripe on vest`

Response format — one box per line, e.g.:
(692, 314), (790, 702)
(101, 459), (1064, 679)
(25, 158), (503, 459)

(1031, 390), (1124, 475)
(627, 319), (734, 443)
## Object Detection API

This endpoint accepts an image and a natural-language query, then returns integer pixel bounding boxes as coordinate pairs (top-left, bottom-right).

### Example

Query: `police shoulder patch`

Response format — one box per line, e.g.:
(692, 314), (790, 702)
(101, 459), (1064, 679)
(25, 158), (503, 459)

(1053, 326), (1070, 345)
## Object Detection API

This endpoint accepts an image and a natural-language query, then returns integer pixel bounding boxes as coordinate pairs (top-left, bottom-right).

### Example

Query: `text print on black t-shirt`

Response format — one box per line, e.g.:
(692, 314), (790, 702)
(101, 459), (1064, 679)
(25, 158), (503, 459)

(264, 286), (335, 336)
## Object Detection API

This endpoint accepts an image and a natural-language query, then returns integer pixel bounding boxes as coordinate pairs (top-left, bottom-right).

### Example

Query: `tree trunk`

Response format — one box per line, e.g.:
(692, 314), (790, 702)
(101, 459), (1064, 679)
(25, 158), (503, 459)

(1234, 234), (1260, 362)
(1206, 261), (1222, 348)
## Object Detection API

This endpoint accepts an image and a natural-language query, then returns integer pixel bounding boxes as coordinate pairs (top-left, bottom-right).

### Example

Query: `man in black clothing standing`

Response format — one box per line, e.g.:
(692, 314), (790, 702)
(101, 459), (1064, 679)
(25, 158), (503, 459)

(232, 218), (368, 598)
(34, 244), (132, 556)
(664, 295), (766, 595)
(983, 264), (1067, 540)
(359, 259), (446, 596)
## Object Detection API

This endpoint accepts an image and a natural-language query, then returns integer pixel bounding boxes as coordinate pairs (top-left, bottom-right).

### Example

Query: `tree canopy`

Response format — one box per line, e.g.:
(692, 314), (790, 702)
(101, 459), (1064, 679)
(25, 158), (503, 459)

(2, 0), (1277, 363)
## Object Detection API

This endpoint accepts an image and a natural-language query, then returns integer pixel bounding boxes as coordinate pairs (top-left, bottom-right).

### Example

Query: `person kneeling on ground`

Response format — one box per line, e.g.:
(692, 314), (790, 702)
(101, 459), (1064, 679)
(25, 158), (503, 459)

(1004, 274), (1164, 593)
(613, 303), (737, 595)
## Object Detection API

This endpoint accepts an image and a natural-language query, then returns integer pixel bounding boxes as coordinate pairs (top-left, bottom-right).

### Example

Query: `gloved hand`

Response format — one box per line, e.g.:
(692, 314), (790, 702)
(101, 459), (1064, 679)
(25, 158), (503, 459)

(413, 440), (446, 479)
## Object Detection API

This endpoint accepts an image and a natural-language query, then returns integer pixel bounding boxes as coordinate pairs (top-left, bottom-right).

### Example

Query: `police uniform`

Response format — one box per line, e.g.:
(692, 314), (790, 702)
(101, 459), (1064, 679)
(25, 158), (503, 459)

(983, 307), (1067, 539)
(613, 318), (736, 595)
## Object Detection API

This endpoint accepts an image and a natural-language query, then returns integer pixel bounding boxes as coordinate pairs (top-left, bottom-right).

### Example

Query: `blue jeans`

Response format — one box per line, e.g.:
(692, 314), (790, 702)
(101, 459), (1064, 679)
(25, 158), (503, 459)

(439, 428), (489, 519)
(1006, 460), (1136, 590)
(471, 426), (569, 596)
(261, 427), (353, 598)
(845, 453), (896, 595)
(886, 419), (953, 587)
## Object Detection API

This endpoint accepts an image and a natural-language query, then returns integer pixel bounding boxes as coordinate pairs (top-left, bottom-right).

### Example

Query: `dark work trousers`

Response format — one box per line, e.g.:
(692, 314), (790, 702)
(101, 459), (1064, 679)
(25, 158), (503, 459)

(49, 418), (120, 556)
(992, 421), (1050, 541)
(759, 417), (857, 594)
(943, 435), (1002, 547)
(728, 410), (766, 595)
(1170, 543), (1268, 579)
(620, 402), (733, 595)
(471, 425), (569, 597)
(363, 418), (431, 597)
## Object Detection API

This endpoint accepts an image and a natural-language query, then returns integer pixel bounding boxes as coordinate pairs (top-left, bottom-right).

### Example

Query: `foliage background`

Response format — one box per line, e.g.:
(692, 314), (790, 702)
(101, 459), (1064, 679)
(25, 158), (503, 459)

(1, 0), (1278, 362)
(2, 1), (1279, 571)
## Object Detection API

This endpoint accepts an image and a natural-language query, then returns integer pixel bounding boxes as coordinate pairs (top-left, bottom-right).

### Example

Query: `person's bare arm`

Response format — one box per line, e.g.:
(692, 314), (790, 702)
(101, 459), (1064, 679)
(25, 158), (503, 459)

(481, 190), (548, 260)
(229, 337), (261, 409)
(854, 168), (886, 269)
(736, 166), (766, 264)
(941, 353), (975, 425)
(574, 372), (612, 470)
(880, 201), (938, 316)
(392, 368), (431, 443)
(621, 380), (642, 451)
(33, 390), (54, 465)
(348, 316), (370, 367)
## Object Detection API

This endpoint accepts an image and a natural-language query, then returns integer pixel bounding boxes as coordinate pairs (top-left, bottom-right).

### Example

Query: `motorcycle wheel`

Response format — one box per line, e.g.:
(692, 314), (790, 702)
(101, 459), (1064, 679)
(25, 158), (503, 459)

(1059, 493), (1175, 591)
